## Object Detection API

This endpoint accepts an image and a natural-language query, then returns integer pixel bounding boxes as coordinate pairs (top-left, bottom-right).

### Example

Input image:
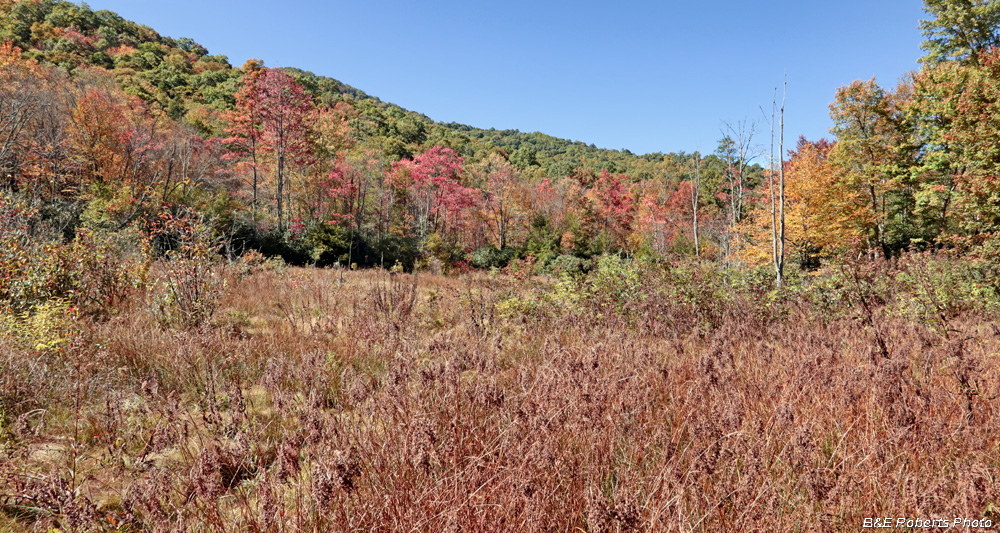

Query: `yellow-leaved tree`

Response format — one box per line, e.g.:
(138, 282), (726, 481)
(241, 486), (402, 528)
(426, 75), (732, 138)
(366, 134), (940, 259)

(738, 137), (867, 270)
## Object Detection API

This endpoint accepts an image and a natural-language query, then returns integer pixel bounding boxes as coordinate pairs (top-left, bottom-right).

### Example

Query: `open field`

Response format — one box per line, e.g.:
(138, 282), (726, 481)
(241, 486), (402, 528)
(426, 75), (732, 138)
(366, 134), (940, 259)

(2, 258), (1000, 531)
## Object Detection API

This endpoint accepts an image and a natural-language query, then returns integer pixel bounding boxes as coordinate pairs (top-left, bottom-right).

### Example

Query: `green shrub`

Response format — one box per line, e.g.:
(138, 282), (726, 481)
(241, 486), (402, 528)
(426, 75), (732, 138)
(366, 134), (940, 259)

(586, 255), (644, 311)
(895, 252), (1000, 319)
(0, 193), (76, 315)
(545, 254), (592, 276)
(469, 246), (517, 269)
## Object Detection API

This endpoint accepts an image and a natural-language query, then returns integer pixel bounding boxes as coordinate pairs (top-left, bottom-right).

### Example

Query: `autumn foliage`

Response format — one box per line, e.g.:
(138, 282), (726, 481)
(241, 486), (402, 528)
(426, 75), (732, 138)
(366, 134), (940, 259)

(5, 0), (1000, 529)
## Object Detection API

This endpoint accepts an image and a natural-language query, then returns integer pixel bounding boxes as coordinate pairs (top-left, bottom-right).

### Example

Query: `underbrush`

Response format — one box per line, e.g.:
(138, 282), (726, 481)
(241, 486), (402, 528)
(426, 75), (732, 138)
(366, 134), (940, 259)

(1, 250), (1000, 531)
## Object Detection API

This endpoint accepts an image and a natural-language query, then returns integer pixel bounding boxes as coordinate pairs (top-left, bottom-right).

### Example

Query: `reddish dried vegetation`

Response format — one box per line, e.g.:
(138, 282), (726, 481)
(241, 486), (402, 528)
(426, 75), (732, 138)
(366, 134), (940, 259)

(2, 256), (1000, 531)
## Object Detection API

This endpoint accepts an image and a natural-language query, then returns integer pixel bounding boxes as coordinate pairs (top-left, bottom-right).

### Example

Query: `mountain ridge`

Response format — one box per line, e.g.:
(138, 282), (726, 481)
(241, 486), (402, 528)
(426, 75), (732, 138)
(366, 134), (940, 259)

(0, 0), (671, 177)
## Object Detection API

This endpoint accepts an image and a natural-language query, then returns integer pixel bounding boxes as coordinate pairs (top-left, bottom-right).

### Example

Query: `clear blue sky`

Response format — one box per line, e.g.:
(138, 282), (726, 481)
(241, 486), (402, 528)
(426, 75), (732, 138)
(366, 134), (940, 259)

(85, 1), (926, 156)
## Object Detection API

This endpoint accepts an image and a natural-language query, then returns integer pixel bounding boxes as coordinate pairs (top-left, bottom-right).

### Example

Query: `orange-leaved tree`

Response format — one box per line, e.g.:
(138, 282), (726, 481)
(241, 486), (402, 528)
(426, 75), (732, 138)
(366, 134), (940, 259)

(739, 137), (866, 269)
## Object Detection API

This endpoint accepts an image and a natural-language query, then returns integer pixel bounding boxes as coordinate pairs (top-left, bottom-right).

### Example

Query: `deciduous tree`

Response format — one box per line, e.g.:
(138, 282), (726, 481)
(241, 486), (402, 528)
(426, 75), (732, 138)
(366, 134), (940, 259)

(829, 78), (917, 254)
(256, 68), (313, 232)
(920, 0), (1000, 66)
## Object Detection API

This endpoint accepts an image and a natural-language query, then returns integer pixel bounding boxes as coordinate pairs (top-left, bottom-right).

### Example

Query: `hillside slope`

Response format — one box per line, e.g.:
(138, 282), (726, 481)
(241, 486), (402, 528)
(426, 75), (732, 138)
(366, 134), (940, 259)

(0, 0), (669, 177)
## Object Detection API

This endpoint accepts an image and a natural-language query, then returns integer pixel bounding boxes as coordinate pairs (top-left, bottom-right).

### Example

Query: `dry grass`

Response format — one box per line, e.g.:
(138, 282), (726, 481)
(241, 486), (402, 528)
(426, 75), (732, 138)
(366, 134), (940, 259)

(2, 262), (1000, 531)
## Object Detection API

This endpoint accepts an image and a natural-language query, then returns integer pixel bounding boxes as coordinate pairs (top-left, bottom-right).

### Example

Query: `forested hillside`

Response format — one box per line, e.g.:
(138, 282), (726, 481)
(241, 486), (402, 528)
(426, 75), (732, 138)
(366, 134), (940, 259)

(0, 0), (765, 273)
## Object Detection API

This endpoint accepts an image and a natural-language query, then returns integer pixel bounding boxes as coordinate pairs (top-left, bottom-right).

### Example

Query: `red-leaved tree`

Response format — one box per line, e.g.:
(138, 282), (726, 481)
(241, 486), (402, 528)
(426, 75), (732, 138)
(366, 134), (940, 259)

(227, 64), (314, 231)
(392, 146), (479, 242)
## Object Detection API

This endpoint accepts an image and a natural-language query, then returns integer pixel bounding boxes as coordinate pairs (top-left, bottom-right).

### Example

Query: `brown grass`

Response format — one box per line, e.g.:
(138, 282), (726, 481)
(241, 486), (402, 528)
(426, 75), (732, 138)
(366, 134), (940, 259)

(2, 263), (1000, 531)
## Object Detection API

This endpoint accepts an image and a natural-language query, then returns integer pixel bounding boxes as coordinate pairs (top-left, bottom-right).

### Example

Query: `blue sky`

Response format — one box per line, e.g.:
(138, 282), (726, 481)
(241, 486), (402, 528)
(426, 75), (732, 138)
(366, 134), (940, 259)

(85, 1), (926, 156)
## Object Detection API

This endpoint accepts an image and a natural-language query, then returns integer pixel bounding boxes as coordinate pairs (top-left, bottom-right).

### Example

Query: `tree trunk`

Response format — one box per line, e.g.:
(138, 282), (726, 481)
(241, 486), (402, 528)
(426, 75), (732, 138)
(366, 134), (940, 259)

(692, 154), (701, 260)
(251, 139), (258, 228)
(777, 79), (787, 288)
(770, 92), (779, 285)
(277, 151), (284, 232)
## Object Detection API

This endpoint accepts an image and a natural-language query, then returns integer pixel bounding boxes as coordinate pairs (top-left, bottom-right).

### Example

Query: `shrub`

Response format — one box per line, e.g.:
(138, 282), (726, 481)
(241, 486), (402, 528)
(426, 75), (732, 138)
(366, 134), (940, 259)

(545, 254), (592, 276)
(232, 249), (267, 280)
(584, 254), (645, 316)
(71, 226), (151, 318)
(895, 251), (1000, 321)
(0, 193), (77, 315)
(146, 212), (228, 329)
(0, 297), (79, 354)
(469, 246), (517, 269)
(419, 232), (465, 272)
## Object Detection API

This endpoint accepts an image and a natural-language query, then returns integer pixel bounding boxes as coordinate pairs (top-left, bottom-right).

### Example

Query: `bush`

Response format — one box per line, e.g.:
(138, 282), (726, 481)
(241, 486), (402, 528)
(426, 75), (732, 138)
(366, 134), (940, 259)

(0, 297), (79, 353)
(289, 221), (352, 266)
(146, 212), (228, 329)
(583, 255), (645, 318)
(71, 226), (151, 318)
(895, 251), (1000, 320)
(0, 193), (76, 315)
(545, 254), (592, 276)
(469, 246), (517, 270)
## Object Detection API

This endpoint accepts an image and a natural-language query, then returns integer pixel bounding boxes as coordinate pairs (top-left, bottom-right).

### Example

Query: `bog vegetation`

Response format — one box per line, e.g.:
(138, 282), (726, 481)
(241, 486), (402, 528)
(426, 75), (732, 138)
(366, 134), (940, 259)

(2, 0), (1000, 531)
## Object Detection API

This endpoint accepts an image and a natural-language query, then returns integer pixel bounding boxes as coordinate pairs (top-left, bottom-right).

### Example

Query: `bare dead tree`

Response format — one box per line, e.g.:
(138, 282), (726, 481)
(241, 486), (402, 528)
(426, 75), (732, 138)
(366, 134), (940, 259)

(761, 79), (788, 287)
(718, 119), (759, 264)
(777, 77), (787, 287)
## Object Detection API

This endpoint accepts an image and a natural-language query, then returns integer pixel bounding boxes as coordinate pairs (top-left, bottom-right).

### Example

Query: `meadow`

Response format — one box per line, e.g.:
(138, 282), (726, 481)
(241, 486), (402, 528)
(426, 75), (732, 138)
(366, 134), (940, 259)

(2, 252), (999, 532)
